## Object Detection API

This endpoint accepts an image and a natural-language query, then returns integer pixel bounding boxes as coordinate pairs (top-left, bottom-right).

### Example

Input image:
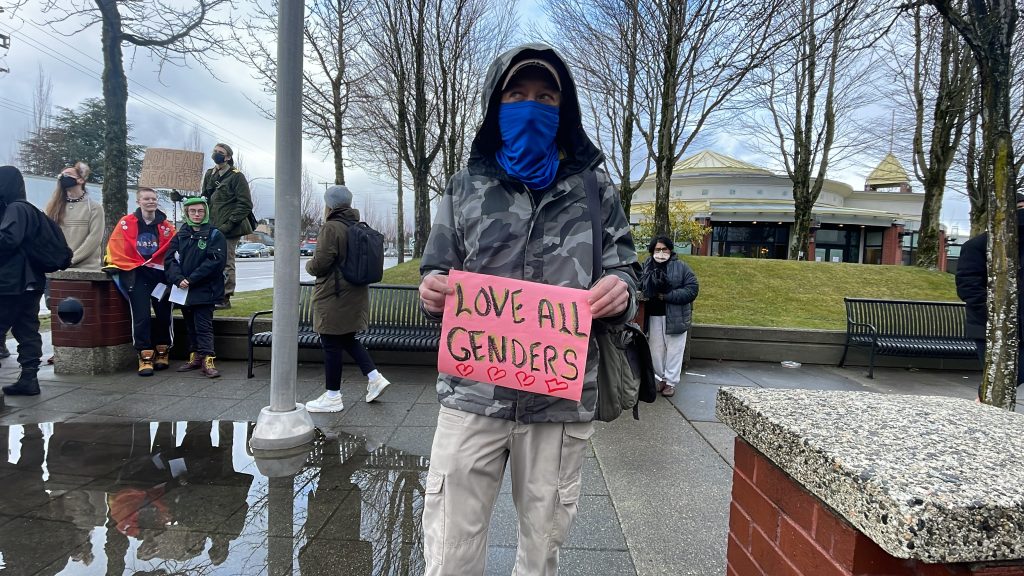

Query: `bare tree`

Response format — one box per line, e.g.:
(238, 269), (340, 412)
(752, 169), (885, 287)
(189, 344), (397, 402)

(543, 0), (650, 217)
(883, 5), (974, 269)
(925, 0), (1019, 409)
(634, 0), (791, 236)
(34, 0), (232, 244)
(31, 64), (52, 133)
(301, 168), (325, 236)
(741, 0), (883, 260)
(352, 0), (513, 258)
(232, 0), (366, 185)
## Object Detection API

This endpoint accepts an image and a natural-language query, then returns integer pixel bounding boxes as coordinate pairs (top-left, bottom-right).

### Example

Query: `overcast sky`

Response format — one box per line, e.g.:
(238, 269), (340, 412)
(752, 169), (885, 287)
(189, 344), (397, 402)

(0, 1), (974, 237)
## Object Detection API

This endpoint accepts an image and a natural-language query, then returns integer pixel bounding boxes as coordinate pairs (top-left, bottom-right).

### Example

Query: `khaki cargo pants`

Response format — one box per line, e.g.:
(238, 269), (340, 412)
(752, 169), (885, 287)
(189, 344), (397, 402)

(422, 406), (594, 576)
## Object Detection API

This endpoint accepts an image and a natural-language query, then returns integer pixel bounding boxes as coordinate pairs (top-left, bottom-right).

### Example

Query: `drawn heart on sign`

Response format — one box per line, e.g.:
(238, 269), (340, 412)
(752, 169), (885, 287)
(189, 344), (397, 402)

(545, 377), (569, 393)
(487, 367), (507, 382)
(515, 371), (536, 387)
(456, 363), (474, 377)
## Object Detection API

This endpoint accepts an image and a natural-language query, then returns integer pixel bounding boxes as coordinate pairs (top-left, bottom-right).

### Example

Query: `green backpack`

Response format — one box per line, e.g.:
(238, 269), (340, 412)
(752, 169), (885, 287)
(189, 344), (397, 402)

(583, 170), (658, 422)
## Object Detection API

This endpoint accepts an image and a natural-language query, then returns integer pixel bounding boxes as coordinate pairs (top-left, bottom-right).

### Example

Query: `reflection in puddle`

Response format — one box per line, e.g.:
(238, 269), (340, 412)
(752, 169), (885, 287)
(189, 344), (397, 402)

(0, 422), (427, 575)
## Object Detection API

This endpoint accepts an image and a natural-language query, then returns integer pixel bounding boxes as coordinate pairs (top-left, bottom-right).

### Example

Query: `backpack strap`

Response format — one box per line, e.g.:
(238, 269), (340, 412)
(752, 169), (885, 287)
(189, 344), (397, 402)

(584, 170), (602, 286)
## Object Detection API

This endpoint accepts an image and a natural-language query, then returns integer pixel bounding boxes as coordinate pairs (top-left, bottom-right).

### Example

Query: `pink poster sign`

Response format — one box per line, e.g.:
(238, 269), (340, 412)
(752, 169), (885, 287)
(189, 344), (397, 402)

(437, 270), (593, 401)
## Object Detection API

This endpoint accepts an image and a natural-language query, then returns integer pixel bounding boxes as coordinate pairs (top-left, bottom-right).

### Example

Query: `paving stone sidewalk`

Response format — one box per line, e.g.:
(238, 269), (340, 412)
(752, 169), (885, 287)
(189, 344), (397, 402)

(0, 355), (993, 575)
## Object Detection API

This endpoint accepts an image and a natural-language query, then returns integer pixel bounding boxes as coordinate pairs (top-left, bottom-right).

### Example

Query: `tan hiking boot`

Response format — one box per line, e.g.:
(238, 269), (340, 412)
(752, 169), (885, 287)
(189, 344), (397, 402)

(177, 352), (203, 372)
(154, 345), (170, 371)
(138, 350), (155, 377)
(201, 355), (221, 379)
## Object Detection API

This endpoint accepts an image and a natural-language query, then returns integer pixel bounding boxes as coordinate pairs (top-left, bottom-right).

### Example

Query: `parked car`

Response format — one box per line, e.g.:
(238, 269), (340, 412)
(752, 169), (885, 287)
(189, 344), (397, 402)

(236, 242), (271, 258)
(384, 248), (398, 257)
(300, 242), (317, 256)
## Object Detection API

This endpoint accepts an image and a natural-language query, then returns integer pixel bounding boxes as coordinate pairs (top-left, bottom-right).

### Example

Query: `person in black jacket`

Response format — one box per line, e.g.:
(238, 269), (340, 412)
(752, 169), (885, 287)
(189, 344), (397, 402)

(955, 193), (1024, 398)
(0, 166), (45, 397)
(640, 236), (699, 398)
(164, 196), (226, 378)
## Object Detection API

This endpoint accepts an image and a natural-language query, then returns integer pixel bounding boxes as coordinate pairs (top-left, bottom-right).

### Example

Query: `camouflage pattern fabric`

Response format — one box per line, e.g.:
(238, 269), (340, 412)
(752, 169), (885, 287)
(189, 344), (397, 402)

(421, 43), (639, 424)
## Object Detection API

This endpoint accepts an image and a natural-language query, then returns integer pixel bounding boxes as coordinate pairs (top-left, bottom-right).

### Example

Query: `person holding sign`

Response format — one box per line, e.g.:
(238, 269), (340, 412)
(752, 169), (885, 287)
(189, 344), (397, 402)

(201, 143), (253, 310)
(418, 44), (638, 575)
(640, 236), (699, 398)
(164, 197), (225, 378)
(303, 185), (391, 413)
(103, 188), (175, 376)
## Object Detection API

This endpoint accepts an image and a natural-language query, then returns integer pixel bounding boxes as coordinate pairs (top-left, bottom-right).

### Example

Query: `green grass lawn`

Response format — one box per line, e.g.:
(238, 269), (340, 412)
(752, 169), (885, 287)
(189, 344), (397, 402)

(218, 256), (959, 330)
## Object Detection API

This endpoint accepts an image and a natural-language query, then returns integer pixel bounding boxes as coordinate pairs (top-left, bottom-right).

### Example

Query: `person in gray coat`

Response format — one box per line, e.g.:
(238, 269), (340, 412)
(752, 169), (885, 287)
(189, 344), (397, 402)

(303, 185), (390, 412)
(640, 236), (699, 397)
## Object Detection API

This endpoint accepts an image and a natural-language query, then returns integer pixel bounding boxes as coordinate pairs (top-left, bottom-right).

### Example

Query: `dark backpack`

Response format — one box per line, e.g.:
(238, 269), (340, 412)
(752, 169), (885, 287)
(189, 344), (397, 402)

(15, 200), (73, 273)
(328, 214), (385, 286)
(583, 171), (657, 421)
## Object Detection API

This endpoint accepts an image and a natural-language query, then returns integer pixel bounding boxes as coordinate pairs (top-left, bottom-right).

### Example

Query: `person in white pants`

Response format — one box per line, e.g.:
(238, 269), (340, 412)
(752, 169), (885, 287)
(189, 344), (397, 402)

(640, 236), (699, 397)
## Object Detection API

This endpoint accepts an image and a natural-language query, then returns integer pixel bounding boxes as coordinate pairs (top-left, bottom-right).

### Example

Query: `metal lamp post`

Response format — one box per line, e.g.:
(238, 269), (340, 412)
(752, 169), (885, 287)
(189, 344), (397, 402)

(249, 0), (314, 451)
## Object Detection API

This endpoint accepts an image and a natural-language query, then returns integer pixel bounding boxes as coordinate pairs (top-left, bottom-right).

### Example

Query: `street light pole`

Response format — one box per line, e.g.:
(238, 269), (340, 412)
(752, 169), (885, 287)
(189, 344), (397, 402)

(249, 0), (314, 451)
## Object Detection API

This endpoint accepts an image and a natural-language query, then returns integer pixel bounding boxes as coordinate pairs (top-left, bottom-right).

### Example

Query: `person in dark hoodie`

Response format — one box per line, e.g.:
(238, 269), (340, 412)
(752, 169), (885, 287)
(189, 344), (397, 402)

(955, 192), (1024, 400)
(417, 45), (638, 575)
(103, 187), (176, 376)
(164, 196), (225, 378)
(0, 166), (46, 397)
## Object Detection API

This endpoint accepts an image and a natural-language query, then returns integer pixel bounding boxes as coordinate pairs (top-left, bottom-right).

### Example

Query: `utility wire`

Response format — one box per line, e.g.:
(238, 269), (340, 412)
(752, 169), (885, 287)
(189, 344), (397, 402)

(0, 20), (272, 157)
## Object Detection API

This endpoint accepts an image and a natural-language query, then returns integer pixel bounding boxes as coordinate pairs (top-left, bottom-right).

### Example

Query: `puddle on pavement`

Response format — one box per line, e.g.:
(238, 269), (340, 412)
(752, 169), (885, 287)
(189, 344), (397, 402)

(0, 421), (427, 575)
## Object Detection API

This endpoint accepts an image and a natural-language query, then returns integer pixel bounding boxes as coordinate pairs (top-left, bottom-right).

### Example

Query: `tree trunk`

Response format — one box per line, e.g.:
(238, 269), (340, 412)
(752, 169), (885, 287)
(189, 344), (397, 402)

(396, 161), (405, 264)
(413, 165), (430, 258)
(97, 0), (129, 247)
(981, 54), (1018, 409)
(915, 171), (946, 269)
(652, 1), (681, 237)
(966, 89), (987, 235)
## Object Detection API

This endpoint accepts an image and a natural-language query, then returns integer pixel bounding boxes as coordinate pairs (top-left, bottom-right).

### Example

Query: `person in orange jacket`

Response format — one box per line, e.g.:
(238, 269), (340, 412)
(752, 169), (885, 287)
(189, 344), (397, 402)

(103, 187), (175, 376)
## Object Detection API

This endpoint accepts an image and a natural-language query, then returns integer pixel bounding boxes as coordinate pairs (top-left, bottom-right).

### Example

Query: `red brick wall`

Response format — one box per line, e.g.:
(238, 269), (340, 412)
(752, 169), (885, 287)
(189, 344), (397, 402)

(48, 278), (133, 348)
(727, 438), (1024, 576)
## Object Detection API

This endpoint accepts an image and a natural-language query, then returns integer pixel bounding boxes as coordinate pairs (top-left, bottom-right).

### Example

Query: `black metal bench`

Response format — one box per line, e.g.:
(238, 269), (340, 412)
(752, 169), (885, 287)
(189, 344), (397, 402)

(247, 283), (440, 378)
(838, 297), (978, 378)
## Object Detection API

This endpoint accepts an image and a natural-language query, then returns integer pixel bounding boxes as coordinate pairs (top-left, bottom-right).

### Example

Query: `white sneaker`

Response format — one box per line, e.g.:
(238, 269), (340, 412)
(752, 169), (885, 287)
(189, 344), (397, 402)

(365, 374), (391, 403)
(305, 391), (344, 413)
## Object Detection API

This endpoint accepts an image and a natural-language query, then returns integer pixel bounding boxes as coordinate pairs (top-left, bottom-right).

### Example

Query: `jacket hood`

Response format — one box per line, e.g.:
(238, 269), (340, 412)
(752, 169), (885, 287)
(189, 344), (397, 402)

(134, 207), (167, 225)
(0, 166), (26, 206)
(327, 205), (360, 222)
(469, 43), (603, 182)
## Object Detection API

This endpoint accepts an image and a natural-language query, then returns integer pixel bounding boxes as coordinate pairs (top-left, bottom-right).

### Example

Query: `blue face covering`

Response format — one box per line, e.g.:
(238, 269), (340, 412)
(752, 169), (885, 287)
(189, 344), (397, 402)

(496, 101), (560, 190)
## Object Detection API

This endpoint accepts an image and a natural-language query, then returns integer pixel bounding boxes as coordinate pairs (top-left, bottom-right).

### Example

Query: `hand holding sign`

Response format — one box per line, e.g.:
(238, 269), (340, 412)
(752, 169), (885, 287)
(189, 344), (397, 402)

(437, 270), (592, 402)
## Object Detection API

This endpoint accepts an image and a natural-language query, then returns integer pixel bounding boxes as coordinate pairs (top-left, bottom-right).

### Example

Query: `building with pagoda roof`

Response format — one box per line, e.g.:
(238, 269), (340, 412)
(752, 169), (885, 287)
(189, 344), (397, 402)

(629, 151), (943, 269)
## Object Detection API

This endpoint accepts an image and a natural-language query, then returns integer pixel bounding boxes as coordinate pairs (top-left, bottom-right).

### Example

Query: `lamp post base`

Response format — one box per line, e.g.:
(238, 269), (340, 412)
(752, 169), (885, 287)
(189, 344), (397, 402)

(249, 404), (316, 451)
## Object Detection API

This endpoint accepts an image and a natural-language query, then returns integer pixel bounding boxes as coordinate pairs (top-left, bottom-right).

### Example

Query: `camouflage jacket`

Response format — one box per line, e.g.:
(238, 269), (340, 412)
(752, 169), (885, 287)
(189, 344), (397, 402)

(421, 44), (639, 424)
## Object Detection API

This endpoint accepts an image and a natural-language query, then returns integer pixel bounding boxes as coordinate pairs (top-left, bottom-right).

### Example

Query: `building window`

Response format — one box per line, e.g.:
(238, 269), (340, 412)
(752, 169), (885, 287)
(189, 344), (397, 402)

(673, 189), (683, 198)
(814, 227), (861, 263)
(729, 189), (736, 195)
(757, 189), (763, 195)
(902, 232), (919, 265)
(711, 223), (790, 259)
(863, 230), (883, 265)
(701, 189), (709, 196)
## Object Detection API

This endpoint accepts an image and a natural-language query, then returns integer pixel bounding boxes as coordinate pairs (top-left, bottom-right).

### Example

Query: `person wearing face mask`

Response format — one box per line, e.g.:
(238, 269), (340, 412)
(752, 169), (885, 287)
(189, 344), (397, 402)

(640, 236), (699, 398)
(164, 197), (225, 378)
(103, 188), (176, 376)
(418, 45), (638, 575)
(956, 192), (1024, 400)
(201, 143), (253, 310)
(44, 162), (105, 271)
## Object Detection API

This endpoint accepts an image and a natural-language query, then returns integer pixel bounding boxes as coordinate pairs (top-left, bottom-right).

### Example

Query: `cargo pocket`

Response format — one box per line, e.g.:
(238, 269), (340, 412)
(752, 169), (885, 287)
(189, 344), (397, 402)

(556, 422), (594, 505)
(549, 422), (594, 548)
(423, 470), (446, 566)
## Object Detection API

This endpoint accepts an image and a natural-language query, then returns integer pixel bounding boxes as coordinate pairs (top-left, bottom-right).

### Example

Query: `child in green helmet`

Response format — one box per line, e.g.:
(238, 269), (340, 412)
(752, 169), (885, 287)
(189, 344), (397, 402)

(164, 196), (226, 378)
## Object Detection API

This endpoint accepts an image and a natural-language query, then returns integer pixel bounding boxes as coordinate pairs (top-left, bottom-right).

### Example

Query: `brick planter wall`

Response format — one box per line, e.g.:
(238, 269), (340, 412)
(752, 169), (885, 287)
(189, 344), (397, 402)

(47, 270), (136, 374)
(727, 438), (1024, 576)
